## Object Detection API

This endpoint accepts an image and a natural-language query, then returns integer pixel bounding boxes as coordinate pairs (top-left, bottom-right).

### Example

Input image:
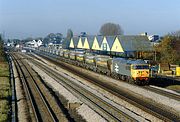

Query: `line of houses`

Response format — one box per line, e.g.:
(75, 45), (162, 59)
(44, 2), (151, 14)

(68, 35), (153, 58)
(10, 33), (154, 58)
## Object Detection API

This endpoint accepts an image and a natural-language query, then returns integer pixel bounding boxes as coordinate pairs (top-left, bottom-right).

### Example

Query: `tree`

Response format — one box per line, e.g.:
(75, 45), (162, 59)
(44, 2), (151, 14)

(47, 33), (56, 38)
(99, 22), (123, 36)
(43, 33), (63, 45)
(55, 33), (63, 44)
(0, 34), (5, 60)
(155, 36), (180, 65)
(168, 30), (180, 37)
(0, 34), (3, 49)
(66, 29), (73, 40)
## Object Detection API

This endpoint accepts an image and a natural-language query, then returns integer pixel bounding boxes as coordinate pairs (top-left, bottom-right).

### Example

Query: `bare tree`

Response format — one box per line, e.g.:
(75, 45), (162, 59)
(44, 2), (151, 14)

(66, 29), (73, 40)
(100, 22), (123, 36)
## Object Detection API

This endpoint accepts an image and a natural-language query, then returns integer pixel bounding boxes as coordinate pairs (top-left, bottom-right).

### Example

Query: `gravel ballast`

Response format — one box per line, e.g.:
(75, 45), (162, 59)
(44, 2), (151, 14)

(26, 55), (107, 122)
(30, 53), (167, 121)
(50, 54), (180, 116)
(12, 59), (29, 122)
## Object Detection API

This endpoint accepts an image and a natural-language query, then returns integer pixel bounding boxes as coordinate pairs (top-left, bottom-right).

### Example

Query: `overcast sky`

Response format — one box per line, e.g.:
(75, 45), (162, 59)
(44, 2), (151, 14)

(0, 0), (180, 39)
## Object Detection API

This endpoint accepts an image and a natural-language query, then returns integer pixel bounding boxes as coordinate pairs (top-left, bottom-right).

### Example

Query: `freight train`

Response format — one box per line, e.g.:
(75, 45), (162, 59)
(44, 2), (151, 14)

(37, 47), (150, 85)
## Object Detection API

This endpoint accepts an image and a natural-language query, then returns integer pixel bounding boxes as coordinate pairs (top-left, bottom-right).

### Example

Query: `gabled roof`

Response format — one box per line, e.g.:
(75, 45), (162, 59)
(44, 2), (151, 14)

(96, 36), (103, 46)
(87, 35), (95, 48)
(81, 37), (86, 47)
(105, 36), (116, 48)
(72, 37), (79, 48)
(32, 40), (38, 42)
(117, 35), (153, 51)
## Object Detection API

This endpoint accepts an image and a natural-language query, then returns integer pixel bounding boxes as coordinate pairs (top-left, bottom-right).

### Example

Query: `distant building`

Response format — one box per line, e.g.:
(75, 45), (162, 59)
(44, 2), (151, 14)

(48, 41), (62, 50)
(26, 39), (42, 48)
(69, 35), (153, 57)
(148, 35), (160, 42)
(7, 42), (14, 47)
(80, 32), (87, 37)
(15, 44), (20, 48)
(140, 32), (148, 36)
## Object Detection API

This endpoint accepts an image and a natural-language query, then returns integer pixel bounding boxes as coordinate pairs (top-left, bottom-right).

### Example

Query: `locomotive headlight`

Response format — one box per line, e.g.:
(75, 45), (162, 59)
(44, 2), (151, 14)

(137, 71), (140, 74)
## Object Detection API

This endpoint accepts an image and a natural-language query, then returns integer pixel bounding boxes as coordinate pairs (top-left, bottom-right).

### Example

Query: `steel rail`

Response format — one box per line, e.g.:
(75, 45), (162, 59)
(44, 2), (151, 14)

(29, 54), (138, 122)
(11, 54), (39, 122)
(11, 53), (56, 122)
(144, 86), (180, 101)
(35, 52), (179, 121)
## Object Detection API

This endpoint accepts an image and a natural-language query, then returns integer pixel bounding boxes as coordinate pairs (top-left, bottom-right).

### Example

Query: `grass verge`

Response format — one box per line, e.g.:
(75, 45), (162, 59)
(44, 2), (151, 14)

(0, 60), (11, 121)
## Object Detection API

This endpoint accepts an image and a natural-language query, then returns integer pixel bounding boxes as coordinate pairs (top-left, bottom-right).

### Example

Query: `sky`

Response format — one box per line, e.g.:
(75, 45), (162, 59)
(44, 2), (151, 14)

(0, 0), (180, 39)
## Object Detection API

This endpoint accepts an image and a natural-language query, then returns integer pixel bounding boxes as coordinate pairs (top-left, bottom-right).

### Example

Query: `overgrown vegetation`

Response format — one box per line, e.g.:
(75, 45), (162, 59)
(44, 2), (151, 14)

(0, 35), (11, 121)
(155, 35), (180, 65)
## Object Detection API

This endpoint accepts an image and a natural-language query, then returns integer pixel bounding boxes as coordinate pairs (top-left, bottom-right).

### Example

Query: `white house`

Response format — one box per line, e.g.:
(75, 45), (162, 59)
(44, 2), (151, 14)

(26, 39), (42, 48)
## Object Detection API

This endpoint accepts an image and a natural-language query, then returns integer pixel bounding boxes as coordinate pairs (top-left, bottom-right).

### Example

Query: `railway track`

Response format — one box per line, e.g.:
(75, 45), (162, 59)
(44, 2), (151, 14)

(34, 52), (180, 121)
(27, 53), (138, 122)
(11, 53), (70, 122)
(7, 54), (17, 122)
(12, 54), (38, 121)
(144, 85), (180, 101)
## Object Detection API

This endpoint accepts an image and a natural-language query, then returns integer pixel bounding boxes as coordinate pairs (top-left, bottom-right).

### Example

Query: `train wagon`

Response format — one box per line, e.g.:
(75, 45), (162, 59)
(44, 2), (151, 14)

(63, 50), (70, 58)
(76, 53), (84, 62)
(94, 55), (112, 74)
(36, 48), (150, 85)
(84, 54), (96, 70)
(59, 49), (64, 57)
(55, 50), (59, 56)
(69, 51), (76, 60)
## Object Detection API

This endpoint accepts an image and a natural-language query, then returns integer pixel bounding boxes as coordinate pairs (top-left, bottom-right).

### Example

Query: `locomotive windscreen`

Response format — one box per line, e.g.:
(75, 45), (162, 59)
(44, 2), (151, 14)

(133, 65), (149, 69)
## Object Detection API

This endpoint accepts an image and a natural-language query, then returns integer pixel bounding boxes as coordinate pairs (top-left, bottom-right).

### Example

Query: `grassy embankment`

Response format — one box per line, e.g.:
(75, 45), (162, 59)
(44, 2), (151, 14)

(0, 53), (11, 121)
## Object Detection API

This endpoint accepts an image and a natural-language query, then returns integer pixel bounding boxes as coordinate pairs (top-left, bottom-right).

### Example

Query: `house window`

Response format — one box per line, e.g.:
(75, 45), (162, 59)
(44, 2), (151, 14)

(103, 43), (107, 50)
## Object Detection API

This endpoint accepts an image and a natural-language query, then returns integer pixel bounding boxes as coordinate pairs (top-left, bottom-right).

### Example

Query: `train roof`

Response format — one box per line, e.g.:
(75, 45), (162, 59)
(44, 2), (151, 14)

(127, 59), (147, 64)
(113, 58), (147, 65)
(96, 55), (111, 58)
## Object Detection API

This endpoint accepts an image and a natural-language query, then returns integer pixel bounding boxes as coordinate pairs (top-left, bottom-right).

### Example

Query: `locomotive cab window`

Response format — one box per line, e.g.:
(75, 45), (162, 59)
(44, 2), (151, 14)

(133, 65), (149, 69)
